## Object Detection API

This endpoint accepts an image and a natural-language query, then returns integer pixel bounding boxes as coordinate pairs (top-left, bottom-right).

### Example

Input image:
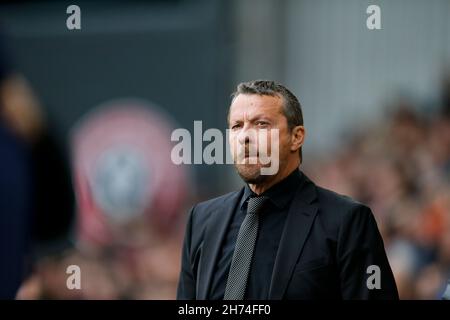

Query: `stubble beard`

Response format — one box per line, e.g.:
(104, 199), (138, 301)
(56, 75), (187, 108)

(234, 163), (270, 185)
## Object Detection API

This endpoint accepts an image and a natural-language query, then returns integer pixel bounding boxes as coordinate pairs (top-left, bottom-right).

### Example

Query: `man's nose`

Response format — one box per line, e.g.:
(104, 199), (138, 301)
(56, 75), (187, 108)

(237, 126), (256, 145)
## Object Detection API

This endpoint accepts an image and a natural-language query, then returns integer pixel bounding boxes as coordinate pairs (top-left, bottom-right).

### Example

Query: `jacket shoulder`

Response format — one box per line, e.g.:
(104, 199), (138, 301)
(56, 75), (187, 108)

(314, 185), (373, 231)
(191, 189), (243, 226)
(315, 186), (365, 213)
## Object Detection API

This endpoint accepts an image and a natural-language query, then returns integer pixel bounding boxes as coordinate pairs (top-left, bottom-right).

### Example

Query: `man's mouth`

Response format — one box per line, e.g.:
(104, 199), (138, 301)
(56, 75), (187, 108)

(236, 150), (260, 165)
(239, 148), (259, 158)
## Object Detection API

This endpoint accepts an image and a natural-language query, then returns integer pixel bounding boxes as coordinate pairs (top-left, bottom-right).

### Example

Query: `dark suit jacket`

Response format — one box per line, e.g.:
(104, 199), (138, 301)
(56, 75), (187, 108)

(0, 124), (32, 299)
(177, 173), (399, 300)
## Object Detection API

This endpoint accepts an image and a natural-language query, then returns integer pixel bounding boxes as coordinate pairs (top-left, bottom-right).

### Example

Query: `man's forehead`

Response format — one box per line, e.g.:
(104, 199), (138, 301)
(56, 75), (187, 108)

(229, 94), (283, 116)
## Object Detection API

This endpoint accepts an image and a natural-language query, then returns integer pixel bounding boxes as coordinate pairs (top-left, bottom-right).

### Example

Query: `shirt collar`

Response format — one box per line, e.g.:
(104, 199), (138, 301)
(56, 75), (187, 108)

(240, 169), (303, 210)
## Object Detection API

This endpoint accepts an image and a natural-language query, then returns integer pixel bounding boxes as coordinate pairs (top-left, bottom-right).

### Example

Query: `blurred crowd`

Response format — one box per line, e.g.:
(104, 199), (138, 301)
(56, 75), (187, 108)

(16, 226), (184, 300)
(308, 78), (450, 299)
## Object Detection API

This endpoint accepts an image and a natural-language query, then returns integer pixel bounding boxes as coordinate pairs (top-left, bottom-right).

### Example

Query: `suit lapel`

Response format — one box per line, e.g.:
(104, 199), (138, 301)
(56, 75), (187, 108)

(268, 175), (319, 299)
(197, 188), (244, 299)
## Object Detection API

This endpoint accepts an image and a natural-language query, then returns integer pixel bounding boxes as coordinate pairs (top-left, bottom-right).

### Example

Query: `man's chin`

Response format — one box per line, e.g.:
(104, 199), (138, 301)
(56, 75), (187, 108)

(235, 164), (269, 184)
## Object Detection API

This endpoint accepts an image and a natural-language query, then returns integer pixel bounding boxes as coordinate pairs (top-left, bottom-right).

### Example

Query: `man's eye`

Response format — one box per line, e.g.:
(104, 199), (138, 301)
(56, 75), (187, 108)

(231, 124), (241, 129)
(256, 121), (269, 126)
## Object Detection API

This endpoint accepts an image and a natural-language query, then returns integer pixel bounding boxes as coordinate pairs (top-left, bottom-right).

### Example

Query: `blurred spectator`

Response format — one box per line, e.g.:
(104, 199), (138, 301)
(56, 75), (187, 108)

(0, 32), (34, 299)
(0, 32), (74, 299)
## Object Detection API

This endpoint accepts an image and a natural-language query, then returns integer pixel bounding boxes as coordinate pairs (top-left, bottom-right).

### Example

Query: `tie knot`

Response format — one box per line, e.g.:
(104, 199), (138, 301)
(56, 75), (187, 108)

(246, 196), (269, 214)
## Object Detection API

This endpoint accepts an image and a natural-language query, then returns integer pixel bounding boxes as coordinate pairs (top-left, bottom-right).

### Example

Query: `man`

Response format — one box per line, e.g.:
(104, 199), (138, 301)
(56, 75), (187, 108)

(177, 80), (398, 300)
(0, 33), (33, 299)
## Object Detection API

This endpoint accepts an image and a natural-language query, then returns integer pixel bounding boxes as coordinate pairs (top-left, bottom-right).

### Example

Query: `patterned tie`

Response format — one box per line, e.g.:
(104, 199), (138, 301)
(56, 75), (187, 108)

(224, 195), (269, 300)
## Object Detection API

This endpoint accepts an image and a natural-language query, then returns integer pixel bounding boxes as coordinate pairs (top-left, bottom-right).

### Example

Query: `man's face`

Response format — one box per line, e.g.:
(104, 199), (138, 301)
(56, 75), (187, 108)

(228, 93), (294, 184)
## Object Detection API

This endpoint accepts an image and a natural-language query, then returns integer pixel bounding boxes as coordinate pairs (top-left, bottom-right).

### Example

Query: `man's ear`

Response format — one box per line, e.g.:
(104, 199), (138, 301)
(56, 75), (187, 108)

(290, 125), (305, 152)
